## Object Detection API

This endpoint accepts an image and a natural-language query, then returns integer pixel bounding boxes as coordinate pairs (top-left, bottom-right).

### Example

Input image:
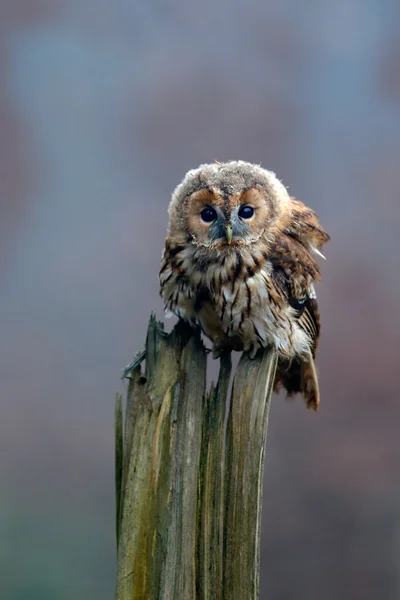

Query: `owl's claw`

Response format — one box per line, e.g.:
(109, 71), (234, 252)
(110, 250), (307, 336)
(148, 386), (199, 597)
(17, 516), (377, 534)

(212, 347), (222, 360)
(211, 343), (233, 360)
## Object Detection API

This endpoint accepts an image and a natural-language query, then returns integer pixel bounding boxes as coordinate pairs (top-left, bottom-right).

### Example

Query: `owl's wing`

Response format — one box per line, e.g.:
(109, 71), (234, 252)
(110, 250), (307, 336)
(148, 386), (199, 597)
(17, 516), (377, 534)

(273, 270), (320, 355)
(273, 282), (321, 409)
(269, 238), (322, 410)
(288, 196), (330, 251)
(289, 296), (320, 357)
(269, 223), (323, 346)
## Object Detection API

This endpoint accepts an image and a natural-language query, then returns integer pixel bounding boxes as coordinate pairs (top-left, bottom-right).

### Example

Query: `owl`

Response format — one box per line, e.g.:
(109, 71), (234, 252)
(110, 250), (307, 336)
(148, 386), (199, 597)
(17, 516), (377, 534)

(159, 161), (330, 410)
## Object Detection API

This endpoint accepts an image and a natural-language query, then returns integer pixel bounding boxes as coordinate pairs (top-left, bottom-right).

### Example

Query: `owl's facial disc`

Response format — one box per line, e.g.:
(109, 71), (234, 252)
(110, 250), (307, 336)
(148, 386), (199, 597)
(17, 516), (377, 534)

(186, 188), (267, 249)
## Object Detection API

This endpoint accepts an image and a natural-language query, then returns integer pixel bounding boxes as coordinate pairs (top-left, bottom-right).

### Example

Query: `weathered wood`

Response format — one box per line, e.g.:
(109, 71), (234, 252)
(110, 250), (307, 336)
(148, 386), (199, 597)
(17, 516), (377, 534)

(115, 391), (123, 546)
(115, 315), (277, 599)
(224, 350), (278, 599)
(198, 353), (232, 600)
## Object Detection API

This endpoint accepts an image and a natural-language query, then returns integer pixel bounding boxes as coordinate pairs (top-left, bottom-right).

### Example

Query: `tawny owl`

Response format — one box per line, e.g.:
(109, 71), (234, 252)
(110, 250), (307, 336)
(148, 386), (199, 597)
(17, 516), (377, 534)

(159, 161), (330, 410)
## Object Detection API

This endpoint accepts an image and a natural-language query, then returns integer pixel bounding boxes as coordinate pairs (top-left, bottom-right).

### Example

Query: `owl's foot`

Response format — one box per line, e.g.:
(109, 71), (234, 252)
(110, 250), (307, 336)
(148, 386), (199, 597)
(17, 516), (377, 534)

(212, 346), (223, 359)
(211, 334), (244, 358)
(212, 347), (233, 360)
(211, 340), (234, 359)
(248, 345), (259, 359)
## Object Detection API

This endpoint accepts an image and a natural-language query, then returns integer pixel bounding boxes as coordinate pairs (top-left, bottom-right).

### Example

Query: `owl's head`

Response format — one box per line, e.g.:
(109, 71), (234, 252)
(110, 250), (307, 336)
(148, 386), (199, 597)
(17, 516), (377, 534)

(167, 161), (291, 250)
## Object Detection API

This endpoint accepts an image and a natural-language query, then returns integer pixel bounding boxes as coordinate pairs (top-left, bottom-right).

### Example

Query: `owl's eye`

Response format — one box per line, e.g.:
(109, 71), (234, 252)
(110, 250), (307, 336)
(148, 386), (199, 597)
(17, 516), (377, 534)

(238, 205), (254, 219)
(200, 207), (217, 223)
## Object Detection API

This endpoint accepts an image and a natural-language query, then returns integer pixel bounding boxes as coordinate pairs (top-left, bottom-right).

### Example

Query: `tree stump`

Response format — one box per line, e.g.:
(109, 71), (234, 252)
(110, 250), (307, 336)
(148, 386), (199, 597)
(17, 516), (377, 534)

(115, 315), (277, 599)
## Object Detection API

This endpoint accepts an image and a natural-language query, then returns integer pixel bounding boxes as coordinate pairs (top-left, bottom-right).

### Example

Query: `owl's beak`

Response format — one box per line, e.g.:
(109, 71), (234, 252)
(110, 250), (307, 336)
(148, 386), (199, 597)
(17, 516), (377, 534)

(225, 224), (233, 245)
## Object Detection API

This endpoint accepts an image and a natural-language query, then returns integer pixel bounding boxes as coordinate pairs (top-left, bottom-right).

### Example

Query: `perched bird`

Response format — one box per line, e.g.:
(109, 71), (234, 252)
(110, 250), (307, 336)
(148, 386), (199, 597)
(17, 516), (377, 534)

(159, 161), (330, 410)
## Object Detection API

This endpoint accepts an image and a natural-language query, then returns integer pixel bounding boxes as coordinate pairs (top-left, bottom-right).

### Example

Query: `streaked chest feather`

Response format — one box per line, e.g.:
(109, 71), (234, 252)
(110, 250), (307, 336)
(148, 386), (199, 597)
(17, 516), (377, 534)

(160, 242), (313, 358)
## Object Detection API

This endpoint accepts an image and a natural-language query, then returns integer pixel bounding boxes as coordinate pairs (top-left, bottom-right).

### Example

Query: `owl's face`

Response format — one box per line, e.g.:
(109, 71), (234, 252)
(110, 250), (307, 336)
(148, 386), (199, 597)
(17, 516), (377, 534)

(167, 161), (291, 251)
(185, 187), (270, 249)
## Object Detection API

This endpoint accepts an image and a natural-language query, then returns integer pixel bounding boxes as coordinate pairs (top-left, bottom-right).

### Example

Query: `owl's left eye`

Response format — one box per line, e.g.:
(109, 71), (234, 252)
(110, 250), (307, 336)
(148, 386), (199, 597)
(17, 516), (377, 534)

(238, 205), (254, 219)
(200, 207), (217, 223)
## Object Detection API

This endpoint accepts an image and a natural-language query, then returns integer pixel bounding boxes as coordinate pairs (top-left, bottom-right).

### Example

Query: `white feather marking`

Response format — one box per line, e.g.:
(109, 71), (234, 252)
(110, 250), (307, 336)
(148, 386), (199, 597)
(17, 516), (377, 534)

(311, 247), (326, 260)
(309, 284), (317, 299)
(257, 285), (269, 299)
(223, 288), (233, 301)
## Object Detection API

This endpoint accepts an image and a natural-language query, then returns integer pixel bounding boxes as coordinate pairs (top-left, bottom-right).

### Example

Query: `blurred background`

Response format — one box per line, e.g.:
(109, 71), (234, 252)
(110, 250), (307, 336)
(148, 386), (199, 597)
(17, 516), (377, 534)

(1, 1), (399, 598)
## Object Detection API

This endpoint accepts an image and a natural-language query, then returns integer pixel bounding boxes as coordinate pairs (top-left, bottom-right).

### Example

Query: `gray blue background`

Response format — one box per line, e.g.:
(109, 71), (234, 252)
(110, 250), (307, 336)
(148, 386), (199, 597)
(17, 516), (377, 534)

(1, 1), (399, 598)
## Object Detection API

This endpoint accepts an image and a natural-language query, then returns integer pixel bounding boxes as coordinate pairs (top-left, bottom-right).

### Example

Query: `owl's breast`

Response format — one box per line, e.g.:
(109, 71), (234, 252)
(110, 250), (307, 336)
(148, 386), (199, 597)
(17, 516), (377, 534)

(198, 249), (310, 359)
(160, 242), (312, 359)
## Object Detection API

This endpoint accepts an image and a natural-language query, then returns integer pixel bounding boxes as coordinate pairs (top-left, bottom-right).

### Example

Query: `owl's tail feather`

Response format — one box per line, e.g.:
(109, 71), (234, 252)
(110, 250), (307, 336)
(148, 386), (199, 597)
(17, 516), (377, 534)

(274, 350), (320, 411)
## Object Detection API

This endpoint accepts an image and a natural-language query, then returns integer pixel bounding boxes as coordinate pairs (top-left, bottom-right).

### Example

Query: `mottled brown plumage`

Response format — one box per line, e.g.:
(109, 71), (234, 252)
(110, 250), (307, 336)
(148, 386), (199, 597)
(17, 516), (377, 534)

(159, 161), (330, 410)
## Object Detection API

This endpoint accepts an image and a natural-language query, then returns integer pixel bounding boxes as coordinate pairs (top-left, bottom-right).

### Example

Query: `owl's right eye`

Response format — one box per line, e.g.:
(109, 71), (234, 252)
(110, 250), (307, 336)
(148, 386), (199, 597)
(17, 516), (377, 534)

(200, 207), (217, 223)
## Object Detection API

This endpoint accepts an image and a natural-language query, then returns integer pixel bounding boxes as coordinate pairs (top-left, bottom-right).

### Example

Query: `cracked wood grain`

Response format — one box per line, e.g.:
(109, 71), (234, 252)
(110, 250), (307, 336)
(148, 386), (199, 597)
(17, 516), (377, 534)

(115, 315), (277, 599)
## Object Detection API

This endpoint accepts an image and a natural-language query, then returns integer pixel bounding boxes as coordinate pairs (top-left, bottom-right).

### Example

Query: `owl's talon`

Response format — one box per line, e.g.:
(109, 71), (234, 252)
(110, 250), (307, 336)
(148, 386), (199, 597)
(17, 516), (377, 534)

(249, 346), (259, 359)
(211, 343), (233, 360)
